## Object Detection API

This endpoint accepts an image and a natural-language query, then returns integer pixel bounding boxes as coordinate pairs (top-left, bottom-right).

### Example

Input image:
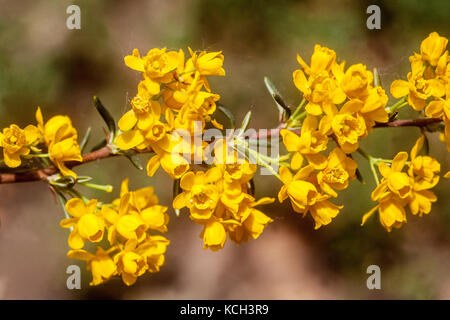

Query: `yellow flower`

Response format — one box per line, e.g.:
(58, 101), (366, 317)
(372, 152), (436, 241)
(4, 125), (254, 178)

(60, 198), (105, 249)
(375, 152), (412, 200)
(420, 32), (448, 67)
(114, 239), (148, 286)
(187, 47), (225, 76)
(281, 115), (328, 170)
(0, 124), (39, 167)
(200, 220), (227, 251)
(173, 167), (222, 221)
(340, 64), (373, 99)
(228, 195), (274, 243)
(293, 45), (347, 116)
(359, 86), (389, 127)
(362, 196), (407, 232)
(321, 99), (367, 153)
(118, 83), (162, 132)
(425, 99), (450, 120)
(137, 235), (170, 273)
(278, 166), (342, 229)
(293, 70), (346, 116)
(408, 136), (440, 190)
(146, 135), (191, 179)
(215, 160), (256, 184)
(296, 44), (337, 76)
(407, 136), (440, 216)
(67, 247), (117, 286)
(36, 107), (82, 177)
(124, 48), (181, 95)
(317, 147), (357, 197)
(103, 183), (169, 245)
(390, 54), (446, 111)
(36, 107), (78, 146)
(48, 136), (83, 178)
(219, 179), (246, 214)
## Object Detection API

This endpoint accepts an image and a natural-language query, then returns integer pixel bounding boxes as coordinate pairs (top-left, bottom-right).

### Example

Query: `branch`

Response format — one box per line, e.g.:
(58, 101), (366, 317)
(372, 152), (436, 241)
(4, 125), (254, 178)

(373, 118), (442, 128)
(0, 146), (150, 184)
(248, 118), (443, 139)
(0, 118), (443, 184)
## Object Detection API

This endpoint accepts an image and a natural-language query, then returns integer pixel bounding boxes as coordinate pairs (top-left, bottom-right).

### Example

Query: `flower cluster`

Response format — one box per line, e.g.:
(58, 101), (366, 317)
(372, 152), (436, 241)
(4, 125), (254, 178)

(361, 136), (440, 231)
(2, 34), (450, 288)
(116, 47), (225, 179)
(0, 107), (82, 177)
(62, 179), (169, 286)
(173, 140), (274, 251)
(391, 32), (450, 150)
(277, 148), (357, 229)
(293, 44), (389, 154)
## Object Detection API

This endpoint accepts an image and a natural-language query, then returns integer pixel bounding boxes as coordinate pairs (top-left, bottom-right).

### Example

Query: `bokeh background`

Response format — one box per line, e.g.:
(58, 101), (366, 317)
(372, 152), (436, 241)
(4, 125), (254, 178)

(1, 0), (450, 299)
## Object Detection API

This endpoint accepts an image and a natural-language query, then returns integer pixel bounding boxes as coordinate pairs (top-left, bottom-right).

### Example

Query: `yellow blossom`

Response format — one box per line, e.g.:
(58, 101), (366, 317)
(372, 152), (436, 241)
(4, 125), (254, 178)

(321, 99), (368, 153)
(340, 64), (373, 99)
(114, 239), (148, 286)
(278, 166), (342, 229)
(227, 195), (274, 243)
(67, 247), (117, 286)
(124, 48), (181, 95)
(200, 219), (227, 251)
(317, 147), (357, 197)
(281, 115), (328, 170)
(35, 107), (82, 177)
(187, 47), (225, 76)
(173, 167), (222, 221)
(0, 124), (39, 168)
(420, 32), (448, 67)
(60, 198), (105, 249)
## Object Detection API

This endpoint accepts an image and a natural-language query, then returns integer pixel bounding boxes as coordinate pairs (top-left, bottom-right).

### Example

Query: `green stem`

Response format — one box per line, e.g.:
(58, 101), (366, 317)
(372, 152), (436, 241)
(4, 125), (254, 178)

(286, 99), (307, 127)
(25, 153), (51, 158)
(356, 148), (380, 185)
(386, 97), (407, 113)
(369, 158), (380, 186)
(80, 182), (113, 193)
(237, 143), (281, 180)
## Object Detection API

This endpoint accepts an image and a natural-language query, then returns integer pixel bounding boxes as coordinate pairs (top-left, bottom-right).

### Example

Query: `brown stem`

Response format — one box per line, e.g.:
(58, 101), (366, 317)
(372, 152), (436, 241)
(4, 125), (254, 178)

(373, 118), (442, 128)
(0, 118), (443, 184)
(248, 118), (443, 139)
(0, 146), (150, 184)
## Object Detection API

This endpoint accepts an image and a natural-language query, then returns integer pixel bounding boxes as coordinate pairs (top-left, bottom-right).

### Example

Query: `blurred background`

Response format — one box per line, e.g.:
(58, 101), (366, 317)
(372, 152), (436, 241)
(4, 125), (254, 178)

(1, 0), (450, 299)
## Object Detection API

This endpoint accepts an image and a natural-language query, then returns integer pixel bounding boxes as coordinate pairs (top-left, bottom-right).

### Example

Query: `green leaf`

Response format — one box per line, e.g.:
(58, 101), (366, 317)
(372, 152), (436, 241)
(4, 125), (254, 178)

(247, 179), (255, 196)
(240, 111), (252, 132)
(76, 176), (93, 184)
(93, 96), (116, 134)
(80, 127), (92, 153)
(264, 77), (291, 121)
(373, 68), (381, 87)
(217, 104), (236, 129)
(123, 152), (144, 170)
(355, 167), (365, 184)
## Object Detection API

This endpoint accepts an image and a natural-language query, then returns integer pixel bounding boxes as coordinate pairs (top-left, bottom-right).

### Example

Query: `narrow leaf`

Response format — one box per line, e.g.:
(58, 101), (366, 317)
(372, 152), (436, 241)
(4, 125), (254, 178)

(94, 96), (116, 134)
(373, 68), (381, 87)
(264, 77), (291, 121)
(217, 104), (236, 128)
(80, 127), (92, 153)
(123, 152), (144, 170)
(356, 167), (365, 184)
(247, 179), (255, 196)
(240, 111), (252, 132)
